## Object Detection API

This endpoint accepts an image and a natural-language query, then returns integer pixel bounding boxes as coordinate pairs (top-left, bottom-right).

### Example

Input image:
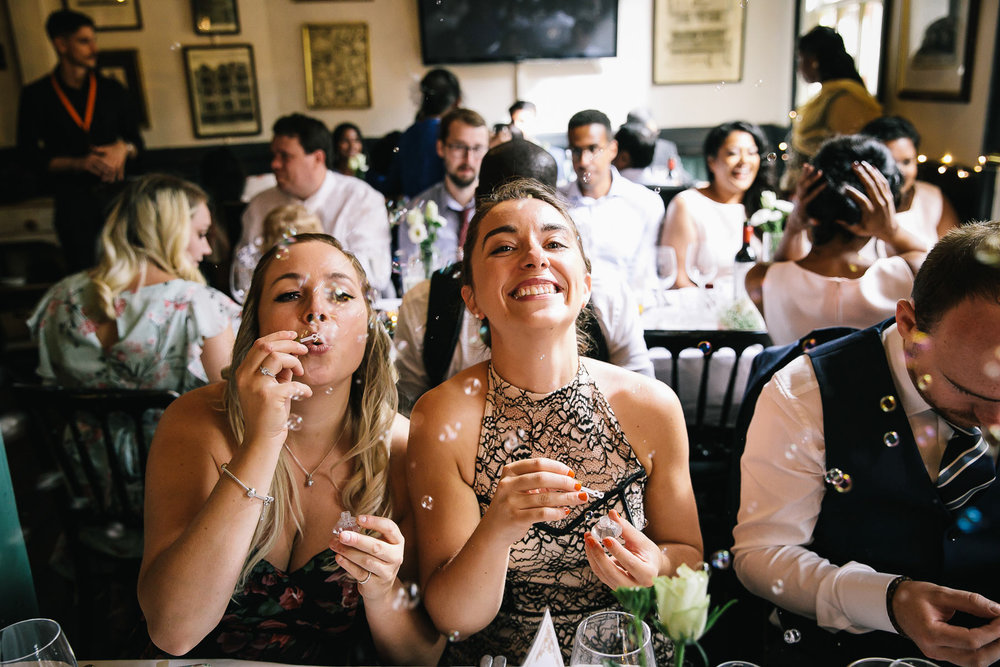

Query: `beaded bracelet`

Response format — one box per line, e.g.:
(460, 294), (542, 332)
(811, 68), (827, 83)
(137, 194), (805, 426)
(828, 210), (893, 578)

(220, 462), (274, 514)
(886, 575), (912, 637)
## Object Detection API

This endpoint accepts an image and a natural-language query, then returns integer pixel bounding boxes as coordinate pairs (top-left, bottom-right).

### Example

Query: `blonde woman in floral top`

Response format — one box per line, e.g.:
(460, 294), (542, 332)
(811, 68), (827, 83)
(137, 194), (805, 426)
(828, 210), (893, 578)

(28, 173), (239, 392)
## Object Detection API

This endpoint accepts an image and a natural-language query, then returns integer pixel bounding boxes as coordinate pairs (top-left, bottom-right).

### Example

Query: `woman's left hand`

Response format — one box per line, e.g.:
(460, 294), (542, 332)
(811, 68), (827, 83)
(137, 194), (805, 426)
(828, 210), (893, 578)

(583, 510), (662, 588)
(329, 514), (404, 601)
(842, 160), (897, 239)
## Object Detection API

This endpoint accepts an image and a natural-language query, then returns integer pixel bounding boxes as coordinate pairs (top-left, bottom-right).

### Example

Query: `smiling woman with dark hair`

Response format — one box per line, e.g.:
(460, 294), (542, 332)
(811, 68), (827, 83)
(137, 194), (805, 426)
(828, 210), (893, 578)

(408, 178), (702, 664)
(746, 135), (926, 345)
(660, 120), (774, 287)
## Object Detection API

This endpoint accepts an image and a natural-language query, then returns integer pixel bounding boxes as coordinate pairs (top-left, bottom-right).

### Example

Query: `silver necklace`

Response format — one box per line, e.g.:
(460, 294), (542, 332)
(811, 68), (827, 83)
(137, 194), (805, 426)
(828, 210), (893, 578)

(283, 421), (348, 488)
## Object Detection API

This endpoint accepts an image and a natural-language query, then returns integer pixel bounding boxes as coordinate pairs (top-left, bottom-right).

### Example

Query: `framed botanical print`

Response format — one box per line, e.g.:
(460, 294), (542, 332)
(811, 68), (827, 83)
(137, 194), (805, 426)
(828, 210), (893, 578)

(302, 23), (372, 108)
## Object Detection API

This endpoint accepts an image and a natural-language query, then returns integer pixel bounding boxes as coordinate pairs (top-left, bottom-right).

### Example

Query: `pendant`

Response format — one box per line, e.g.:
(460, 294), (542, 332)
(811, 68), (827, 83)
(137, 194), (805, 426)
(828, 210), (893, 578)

(305, 475), (315, 487)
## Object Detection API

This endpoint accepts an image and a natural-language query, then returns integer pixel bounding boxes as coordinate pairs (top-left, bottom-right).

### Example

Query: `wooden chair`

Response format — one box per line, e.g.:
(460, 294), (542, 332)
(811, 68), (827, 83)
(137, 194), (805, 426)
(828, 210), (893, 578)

(12, 384), (178, 657)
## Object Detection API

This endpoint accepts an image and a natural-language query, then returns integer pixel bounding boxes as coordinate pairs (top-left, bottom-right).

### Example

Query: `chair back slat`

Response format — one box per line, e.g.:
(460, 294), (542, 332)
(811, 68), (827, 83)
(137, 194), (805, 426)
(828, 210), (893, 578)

(13, 384), (179, 528)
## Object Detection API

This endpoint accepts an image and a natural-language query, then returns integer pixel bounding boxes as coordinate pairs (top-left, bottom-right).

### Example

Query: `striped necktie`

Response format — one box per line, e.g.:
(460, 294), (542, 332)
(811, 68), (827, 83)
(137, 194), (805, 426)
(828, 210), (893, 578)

(937, 424), (996, 511)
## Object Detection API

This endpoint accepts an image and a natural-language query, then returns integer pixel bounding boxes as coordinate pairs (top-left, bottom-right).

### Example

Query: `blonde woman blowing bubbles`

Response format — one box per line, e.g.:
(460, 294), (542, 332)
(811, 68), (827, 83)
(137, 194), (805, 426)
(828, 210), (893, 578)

(138, 233), (442, 665)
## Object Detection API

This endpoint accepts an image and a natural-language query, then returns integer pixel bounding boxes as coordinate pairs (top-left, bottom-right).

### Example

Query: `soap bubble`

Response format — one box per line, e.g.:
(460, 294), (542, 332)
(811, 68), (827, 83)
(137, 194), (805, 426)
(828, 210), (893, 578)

(917, 374), (932, 390)
(883, 431), (900, 447)
(448, 630), (460, 642)
(286, 414), (303, 431)
(771, 579), (784, 595)
(956, 506), (984, 533)
(421, 495), (434, 510)
(274, 246), (290, 261)
(710, 550), (732, 570)
(766, 152), (778, 162)
(463, 377), (483, 395)
(783, 628), (801, 644)
(697, 340), (712, 355)
(879, 395), (897, 412)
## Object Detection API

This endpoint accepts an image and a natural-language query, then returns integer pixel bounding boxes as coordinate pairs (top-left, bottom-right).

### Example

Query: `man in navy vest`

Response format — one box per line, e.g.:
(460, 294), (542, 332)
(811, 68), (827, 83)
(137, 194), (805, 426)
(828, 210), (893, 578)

(733, 221), (1000, 666)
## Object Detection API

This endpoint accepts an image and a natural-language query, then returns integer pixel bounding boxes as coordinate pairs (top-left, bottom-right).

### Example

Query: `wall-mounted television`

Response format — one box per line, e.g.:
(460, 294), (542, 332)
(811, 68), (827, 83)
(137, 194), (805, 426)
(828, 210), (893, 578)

(418, 0), (618, 65)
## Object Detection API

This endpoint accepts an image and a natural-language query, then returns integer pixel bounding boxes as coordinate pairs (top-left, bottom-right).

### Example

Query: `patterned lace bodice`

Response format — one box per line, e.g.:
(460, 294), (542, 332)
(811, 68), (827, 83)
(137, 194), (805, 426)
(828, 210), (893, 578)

(444, 361), (649, 664)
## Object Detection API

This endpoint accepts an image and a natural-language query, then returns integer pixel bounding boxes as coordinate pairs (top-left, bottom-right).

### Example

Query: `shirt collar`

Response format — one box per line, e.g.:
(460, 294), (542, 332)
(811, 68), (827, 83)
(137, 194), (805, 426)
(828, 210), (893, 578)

(440, 182), (472, 213)
(882, 322), (933, 419)
(568, 166), (626, 204)
(300, 169), (335, 210)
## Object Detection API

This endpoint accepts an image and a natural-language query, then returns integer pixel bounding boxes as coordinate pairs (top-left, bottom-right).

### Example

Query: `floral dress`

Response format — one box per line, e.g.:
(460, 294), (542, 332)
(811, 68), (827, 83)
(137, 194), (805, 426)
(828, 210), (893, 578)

(178, 550), (377, 665)
(27, 273), (240, 514)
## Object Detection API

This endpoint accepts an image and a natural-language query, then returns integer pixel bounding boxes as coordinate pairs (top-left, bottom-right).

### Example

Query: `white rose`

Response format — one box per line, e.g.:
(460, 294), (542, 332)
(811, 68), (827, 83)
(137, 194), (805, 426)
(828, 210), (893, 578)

(425, 200), (439, 221)
(749, 209), (772, 227)
(407, 222), (428, 245)
(767, 209), (784, 223)
(653, 563), (710, 644)
(774, 199), (795, 214)
(405, 207), (423, 229)
(760, 190), (778, 210)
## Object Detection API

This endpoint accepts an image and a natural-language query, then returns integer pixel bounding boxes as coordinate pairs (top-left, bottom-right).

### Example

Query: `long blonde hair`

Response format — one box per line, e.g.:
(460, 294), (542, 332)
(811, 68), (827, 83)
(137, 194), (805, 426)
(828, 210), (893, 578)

(92, 174), (208, 319)
(223, 233), (397, 585)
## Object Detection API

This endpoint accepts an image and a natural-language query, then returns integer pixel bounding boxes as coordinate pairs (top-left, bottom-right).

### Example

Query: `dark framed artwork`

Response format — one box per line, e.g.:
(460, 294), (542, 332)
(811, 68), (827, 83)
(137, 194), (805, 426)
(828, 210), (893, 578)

(97, 49), (149, 128)
(182, 44), (261, 139)
(897, 0), (979, 102)
(192, 0), (240, 35)
(302, 23), (372, 109)
(62, 0), (142, 31)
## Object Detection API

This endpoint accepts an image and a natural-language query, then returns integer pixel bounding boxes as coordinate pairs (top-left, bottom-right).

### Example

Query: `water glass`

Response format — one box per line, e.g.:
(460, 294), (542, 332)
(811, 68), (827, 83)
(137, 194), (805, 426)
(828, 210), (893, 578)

(715, 662), (761, 667)
(685, 242), (718, 290)
(0, 618), (77, 667)
(847, 660), (894, 666)
(656, 246), (678, 299)
(570, 611), (655, 666)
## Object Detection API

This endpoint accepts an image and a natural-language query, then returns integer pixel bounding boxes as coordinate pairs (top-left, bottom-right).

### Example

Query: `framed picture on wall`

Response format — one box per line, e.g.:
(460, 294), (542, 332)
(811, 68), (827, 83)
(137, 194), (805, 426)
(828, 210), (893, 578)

(62, 0), (142, 31)
(182, 44), (261, 138)
(97, 49), (149, 128)
(302, 23), (372, 109)
(652, 0), (745, 84)
(191, 0), (240, 35)
(896, 0), (979, 101)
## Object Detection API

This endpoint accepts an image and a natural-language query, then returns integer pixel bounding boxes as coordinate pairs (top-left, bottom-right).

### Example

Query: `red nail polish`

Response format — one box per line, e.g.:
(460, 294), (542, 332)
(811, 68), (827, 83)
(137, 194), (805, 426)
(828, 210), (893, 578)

(578, 492), (588, 501)
(574, 482), (582, 491)
(567, 470), (576, 478)
(564, 507), (571, 515)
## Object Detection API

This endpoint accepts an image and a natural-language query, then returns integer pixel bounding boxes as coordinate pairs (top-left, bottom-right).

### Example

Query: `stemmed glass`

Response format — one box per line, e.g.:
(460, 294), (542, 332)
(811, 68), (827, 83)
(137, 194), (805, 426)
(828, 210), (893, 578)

(570, 611), (655, 666)
(656, 246), (678, 306)
(686, 242), (718, 316)
(0, 618), (77, 667)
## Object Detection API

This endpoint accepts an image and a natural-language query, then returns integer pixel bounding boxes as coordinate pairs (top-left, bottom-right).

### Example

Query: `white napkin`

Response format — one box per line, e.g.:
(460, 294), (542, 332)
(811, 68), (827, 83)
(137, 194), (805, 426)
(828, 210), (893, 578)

(520, 608), (564, 667)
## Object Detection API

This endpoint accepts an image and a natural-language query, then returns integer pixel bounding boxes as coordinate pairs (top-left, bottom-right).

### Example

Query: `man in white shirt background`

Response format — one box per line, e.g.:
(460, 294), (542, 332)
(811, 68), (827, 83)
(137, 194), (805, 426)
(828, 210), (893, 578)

(559, 109), (664, 295)
(398, 108), (489, 267)
(733, 221), (1000, 666)
(231, 113), (391, 300)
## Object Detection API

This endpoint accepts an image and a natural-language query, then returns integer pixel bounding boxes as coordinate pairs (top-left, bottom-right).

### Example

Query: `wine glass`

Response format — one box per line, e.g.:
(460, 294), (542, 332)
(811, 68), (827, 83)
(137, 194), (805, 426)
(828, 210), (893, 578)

(656, 247), (678, 304)
(0, 618), (77, 667)
(686, 242), (718, 315)
(570, 611), (655, 666)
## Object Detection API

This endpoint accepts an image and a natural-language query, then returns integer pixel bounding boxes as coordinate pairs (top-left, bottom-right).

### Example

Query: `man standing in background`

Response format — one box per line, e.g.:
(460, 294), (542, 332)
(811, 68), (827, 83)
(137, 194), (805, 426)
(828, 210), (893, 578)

(17, 9), (143, 271)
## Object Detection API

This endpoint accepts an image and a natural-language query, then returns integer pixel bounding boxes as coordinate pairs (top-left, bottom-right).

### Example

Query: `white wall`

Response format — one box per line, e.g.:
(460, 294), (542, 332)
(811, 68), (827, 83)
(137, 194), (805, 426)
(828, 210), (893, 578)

(1, 0), (994, 169)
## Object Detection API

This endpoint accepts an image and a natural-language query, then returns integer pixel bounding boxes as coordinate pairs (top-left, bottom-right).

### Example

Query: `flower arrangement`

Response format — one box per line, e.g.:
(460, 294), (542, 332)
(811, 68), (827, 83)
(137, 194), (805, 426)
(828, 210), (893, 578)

(405, 200), (446, 280)
(749, 190), (795, 234)
(347, 153), (368, 179)
(614, 563), (735, 667)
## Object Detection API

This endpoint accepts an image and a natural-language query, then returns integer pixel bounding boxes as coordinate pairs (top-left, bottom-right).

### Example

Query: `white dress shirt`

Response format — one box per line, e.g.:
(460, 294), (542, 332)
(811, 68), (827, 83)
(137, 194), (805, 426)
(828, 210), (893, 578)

(393, 269), (654, 409)
(733, 324), (965, 636)
(560, 168), (664, 292)
(231, 170), (391, 300)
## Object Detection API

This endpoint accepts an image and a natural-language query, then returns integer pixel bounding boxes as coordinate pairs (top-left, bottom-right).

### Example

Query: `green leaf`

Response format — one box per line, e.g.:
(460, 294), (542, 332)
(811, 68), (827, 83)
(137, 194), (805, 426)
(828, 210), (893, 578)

(612, 586), (653, 619)
(702, 598), (737, 634)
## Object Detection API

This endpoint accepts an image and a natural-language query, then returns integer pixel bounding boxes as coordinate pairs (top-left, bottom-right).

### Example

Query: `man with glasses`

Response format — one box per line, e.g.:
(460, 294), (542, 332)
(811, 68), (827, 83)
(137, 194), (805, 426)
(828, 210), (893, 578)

(560, 109), (664, 293)
(398, 108), (489, 266)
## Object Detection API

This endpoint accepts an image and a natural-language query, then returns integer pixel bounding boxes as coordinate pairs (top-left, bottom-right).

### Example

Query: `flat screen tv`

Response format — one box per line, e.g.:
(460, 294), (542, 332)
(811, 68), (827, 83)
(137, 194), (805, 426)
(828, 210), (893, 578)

(418, 0), (618, 65)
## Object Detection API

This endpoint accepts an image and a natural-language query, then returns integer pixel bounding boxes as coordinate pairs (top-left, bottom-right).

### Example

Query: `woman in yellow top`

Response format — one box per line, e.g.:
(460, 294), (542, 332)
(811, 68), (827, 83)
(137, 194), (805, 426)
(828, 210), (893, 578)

(783, 25), (882, 192)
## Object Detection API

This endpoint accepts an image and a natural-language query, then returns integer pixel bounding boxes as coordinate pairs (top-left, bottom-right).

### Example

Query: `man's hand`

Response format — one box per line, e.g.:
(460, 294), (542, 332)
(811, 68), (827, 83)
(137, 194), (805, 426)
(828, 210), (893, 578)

(894, 580), (1000, 666)
(86, 140), (131, 182)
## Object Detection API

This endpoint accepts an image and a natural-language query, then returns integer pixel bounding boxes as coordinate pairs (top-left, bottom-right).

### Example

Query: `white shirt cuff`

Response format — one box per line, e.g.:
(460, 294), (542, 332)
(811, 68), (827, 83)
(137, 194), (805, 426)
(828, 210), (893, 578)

(816, 564), (899, 634)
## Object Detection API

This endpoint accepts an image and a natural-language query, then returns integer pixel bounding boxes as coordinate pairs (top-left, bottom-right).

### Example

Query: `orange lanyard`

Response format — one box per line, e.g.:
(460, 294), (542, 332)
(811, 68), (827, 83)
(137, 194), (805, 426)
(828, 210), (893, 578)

(50, 71), (96, 133)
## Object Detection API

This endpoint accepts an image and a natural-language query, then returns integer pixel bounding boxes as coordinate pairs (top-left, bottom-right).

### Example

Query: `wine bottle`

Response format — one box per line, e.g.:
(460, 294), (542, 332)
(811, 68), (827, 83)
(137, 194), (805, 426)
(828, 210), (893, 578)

(733, 219), (756, 302)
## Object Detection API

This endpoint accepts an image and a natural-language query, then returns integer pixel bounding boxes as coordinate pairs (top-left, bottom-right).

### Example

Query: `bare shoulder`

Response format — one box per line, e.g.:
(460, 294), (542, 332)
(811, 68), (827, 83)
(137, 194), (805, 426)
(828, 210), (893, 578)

(153, 382), (233, 459)
(411, 361), (489, 424)
(583, 359), (686, 466)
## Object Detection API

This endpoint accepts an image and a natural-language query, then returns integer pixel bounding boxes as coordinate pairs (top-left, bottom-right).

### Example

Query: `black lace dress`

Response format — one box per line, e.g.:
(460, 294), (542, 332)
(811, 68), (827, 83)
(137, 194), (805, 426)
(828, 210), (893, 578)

(443, 361), (651, 665)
